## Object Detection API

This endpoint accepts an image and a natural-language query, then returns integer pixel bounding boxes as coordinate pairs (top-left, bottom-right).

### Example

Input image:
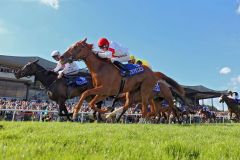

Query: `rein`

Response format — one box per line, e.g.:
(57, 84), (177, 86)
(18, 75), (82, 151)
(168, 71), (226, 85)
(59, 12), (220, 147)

(34, 69), (58, 90)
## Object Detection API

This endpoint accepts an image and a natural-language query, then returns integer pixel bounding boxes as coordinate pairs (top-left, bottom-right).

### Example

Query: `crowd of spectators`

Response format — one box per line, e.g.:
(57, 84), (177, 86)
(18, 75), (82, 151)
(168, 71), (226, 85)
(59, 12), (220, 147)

(0, 98), (73, 121)
(0, 65), (17, 74)
(0, 97), (231, 123)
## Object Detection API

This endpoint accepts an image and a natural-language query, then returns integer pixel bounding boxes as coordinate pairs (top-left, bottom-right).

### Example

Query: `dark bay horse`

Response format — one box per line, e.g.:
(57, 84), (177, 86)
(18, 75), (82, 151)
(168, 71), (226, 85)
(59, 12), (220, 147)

(60, 38), (158, 121)
(176, 106), (196, 123)
(14, 60), (103, 121)
(219, 94), (240, 121)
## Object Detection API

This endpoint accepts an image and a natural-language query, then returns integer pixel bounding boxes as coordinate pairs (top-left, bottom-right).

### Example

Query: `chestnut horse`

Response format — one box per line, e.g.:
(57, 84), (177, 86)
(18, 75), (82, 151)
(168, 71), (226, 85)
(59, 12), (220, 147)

(219, 94), (240, 121)
(60, 38), (158, 121)
(106, 71), (186, 122)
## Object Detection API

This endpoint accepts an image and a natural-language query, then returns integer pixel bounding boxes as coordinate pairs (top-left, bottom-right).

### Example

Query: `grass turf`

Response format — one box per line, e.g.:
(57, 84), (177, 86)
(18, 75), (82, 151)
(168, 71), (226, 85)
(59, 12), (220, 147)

(1, 122), (240, 160)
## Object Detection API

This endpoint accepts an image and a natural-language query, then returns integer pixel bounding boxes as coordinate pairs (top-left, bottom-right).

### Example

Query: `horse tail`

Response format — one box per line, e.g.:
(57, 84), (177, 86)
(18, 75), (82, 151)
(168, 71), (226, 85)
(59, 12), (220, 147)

(154, 72), (185, 96)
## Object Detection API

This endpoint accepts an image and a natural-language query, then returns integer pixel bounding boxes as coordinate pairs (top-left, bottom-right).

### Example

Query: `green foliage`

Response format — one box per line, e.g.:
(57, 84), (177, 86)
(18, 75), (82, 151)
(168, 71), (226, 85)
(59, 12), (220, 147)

(1, 122), (240, 160)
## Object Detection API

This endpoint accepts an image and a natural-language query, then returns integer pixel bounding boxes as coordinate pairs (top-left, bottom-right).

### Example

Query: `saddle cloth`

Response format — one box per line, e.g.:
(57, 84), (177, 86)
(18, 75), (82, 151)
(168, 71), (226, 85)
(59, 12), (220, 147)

(120, 64), (144, 77)
(153, 82), (161, 92)
(67, 76), (88, 86)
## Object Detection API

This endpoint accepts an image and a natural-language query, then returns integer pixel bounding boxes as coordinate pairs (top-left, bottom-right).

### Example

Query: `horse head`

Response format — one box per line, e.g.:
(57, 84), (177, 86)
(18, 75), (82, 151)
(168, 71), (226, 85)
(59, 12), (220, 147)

(60, 38), (93, 64)
(219, 94), (227, 103)
(14, 60), (39, 79)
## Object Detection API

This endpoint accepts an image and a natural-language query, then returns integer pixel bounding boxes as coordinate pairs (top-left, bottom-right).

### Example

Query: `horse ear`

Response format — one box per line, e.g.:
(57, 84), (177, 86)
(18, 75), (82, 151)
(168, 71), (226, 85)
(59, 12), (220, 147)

(82, 38), (87, 43)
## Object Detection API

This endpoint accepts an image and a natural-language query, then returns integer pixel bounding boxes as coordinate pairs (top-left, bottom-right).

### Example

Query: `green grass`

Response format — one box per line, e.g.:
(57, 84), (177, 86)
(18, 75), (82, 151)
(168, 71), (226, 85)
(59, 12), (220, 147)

(1, 122), (240, 160)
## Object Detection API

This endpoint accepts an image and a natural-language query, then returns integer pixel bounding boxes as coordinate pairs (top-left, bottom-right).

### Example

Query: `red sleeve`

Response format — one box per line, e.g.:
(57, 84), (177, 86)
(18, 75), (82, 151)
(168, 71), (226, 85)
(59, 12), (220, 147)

(108, 48), (116, 57)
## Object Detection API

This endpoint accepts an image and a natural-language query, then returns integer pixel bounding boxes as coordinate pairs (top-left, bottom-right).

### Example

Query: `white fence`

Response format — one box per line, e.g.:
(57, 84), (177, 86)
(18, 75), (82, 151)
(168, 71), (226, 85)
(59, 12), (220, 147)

(0, 108), (232, 124)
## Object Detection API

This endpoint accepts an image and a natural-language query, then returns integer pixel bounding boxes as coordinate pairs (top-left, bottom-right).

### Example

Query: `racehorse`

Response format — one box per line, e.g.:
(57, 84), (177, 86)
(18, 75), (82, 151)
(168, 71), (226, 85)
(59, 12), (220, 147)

(102, 73), (185, 123)
(198, 108), (216, 123)
(14, 60), (103, 121)
(60, 38), (158, 121)
(219, 94), (240, 121)
(176, 106), (196, 123)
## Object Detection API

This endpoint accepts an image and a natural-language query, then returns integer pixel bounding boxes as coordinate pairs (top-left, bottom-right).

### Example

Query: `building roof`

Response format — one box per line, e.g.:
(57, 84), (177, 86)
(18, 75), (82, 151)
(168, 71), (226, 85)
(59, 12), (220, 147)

(0, 55), (56, 69)
(183, 85), (227, 99)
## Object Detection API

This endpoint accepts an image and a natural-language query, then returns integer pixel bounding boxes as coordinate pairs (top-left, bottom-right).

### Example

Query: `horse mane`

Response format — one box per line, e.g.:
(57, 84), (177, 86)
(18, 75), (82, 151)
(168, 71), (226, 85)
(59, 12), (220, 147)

(80, 41), (113, 64)
(34, 62), (58, 76)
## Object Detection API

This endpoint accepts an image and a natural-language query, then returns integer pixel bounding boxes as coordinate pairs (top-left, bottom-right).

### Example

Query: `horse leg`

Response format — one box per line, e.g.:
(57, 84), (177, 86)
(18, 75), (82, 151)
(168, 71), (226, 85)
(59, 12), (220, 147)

(73, 87), (106, 119)
(92, 102), (103, 121)
(230, 111), (233, 120)
(168, 103), (181, 124)
(88, 95), (108, 112)
(147, 99), (156, 118)
(57, 102), (65, 121)
(96, 101), (103, 122)
(186, 113), (189, 123)
(154, 101), (161, 123)
(62, 104), (72, 121)
(58, 100), (72, 121)
(116, 92), (131, 123)
(161, 84), (181, 124)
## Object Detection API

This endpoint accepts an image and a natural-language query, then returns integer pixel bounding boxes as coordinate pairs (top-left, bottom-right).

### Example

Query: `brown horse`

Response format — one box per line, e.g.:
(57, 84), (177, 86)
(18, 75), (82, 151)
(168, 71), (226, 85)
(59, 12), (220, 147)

(198, 108), (216, 123)
(154, 72), (185, 101)
(60, 38), (158, 121)
(219, 94), (240, 121)
(101, 73), (185, 123)
(14, 60), (103, 121)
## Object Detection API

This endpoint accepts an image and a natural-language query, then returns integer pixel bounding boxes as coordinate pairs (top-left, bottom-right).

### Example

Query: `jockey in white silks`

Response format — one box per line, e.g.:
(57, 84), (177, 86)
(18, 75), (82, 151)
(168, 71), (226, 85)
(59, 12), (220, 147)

(95, 37), (130, 76)
(51, 50), (80, 79)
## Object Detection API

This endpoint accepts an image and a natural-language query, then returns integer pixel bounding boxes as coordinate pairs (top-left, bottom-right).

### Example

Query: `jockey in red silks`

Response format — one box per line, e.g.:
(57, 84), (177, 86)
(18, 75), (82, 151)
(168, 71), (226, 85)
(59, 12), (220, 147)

(95, 38), (131, 76)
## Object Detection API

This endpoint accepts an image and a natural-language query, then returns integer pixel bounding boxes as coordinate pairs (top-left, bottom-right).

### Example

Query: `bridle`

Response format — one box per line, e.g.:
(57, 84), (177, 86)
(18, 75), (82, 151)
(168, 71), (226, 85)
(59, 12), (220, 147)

(69, 42), (93, 62)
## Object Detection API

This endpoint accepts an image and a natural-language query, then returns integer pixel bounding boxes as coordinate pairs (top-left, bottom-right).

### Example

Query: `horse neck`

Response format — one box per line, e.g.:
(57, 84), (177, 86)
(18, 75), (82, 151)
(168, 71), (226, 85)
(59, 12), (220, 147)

(84, 50), (113, 76)
(33, 65), (57, 88)
(224, 97), (238, 109)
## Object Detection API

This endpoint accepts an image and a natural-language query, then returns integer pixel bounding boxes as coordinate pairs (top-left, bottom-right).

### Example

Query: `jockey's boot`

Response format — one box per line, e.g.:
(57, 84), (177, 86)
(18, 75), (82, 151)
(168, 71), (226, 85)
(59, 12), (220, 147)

(113, 61), (130, 77)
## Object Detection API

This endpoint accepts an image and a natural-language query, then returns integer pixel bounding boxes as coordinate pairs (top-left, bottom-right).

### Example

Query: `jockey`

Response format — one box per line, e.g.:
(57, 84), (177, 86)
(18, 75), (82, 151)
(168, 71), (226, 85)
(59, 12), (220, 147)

(96, 38), (130, 76)
(233, 92), (240, 104)
(128, 54), (152, 69)
(128, 55), (136, 64)
(51, 50), (80, 79)
(51, 50), (64, 73)
(227, 90), (234, 99)
(233, 92), (239, 99)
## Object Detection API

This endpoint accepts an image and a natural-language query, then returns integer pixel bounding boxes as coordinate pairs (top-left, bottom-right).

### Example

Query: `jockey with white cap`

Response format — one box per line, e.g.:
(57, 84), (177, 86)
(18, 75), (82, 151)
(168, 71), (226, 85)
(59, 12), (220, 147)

(51, 50), (80, 78)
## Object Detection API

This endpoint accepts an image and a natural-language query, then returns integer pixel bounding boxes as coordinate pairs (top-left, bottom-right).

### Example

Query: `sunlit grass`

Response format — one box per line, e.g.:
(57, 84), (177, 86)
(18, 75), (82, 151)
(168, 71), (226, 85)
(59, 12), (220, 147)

(1, 122), (240, 160)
